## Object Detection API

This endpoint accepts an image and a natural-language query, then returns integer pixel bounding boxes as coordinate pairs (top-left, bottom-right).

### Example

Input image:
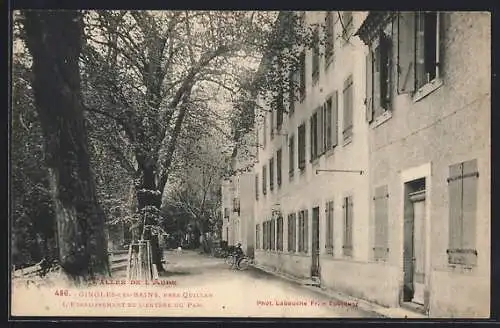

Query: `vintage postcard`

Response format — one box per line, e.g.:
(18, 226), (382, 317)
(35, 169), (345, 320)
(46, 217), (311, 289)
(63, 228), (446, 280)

(10, 10), (491, 319)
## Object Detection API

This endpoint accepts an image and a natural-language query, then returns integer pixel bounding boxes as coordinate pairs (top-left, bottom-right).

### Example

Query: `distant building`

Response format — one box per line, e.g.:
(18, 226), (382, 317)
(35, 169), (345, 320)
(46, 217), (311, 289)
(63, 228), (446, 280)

(248, 11), (490, 318)
(221, 110), (258, 258)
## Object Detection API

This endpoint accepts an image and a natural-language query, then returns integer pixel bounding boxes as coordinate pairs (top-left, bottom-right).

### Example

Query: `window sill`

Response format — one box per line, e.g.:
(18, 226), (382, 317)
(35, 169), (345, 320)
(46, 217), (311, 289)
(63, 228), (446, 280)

(413, 78), (443, 102)
(325, 146), (337, 158)
(342, 135), (353, 147)
(325, 55), (334, 69)
(310, 157), (320, 166)
(371, 110), (392, 128)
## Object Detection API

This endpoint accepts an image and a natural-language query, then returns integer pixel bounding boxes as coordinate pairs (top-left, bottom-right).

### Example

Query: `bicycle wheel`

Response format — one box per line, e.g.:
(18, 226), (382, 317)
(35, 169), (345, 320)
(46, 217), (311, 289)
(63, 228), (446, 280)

(225, 255), (233, 265)
(237, 257), (250, 270)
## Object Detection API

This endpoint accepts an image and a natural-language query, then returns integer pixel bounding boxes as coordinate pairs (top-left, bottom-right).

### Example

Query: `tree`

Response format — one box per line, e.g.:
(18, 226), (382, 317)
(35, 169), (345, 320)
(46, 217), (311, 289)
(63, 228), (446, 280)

(20, 10), (110, 281)
(165, 132), (227, 250)
(11, 57), (58, 269)
(80, 10), (276, 271)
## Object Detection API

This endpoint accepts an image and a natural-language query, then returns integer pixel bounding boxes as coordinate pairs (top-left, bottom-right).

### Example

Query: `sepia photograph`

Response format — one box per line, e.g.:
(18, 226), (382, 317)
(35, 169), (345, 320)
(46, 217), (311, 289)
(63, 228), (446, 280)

(9, 9), (491, 319)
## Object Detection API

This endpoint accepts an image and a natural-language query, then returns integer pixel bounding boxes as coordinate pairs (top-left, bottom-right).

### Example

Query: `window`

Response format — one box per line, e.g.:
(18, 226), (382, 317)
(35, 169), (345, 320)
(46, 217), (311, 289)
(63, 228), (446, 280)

(325, 11), (335, 64)
(447, 159), (478, 266)
(323, 92), (339, 151)
(256, 224), (261, 250)
(397, 12), (441, 96)
(342, 196), (353, 256)
(298, 123), (306, 170)
(325, 201), (334, 255)
(270, 110), (275, 139)
(342, 75), (354, 142)
(263, 221), (268, 250)
(299, 50), (306, 100)
(310, 107), (324, 161)
(224, 208), (230, 220)
(312, 26), (320, 82)
(262, 165), (267, 195)
(277, 92), (284, 131)
(277, 216), (284, 251)
(233, 197), (240, 215)
(288, 213), (297, 252)
(310, 111), (318, 160)
(341, 11), (354, 44)
(298, 210), (309, 253)
(366, 32), (393, 123)
(269, 157), (274, 192)
(255, 174), (259, 200)
(327, 92), (339, 149)
(416, 12), (440, 89)
(289, 134), (295, 178)
(277, 149), (282, 187)
(270, 218), (276, 251)
(373, 185), (389, 261)
(263, 114), (267, 148)
(288, 70), (297, 115)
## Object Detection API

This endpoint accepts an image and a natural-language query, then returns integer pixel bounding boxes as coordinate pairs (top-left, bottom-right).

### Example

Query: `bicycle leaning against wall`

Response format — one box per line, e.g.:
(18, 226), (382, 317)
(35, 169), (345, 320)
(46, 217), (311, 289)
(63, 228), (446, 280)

(225, 242), (250, 270)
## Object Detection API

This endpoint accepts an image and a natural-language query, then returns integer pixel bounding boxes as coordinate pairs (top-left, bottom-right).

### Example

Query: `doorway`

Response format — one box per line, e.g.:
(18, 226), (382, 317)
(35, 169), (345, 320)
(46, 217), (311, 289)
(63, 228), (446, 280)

(311, 206), (320, 279)
(402, 178), (427, 308)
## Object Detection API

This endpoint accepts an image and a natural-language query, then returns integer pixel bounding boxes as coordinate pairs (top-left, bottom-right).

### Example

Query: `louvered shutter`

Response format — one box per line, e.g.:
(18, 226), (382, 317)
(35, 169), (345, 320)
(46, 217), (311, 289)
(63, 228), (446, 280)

(332, 91), (338, 147)
(397, 12), (416, 94)
(304, 210), (309, 253)
(318, 107), (324, 155)
(462, 159), (478, 251)
(448, 163), (463, 251)
(374, 185), (389, 260)
(366, 50), (374, 122)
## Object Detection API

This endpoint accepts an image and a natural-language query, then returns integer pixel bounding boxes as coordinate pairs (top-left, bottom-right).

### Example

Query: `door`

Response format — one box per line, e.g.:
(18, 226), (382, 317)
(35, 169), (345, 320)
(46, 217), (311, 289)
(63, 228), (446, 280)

(311, 207), (320, 278)
(410, 190), (426, 305)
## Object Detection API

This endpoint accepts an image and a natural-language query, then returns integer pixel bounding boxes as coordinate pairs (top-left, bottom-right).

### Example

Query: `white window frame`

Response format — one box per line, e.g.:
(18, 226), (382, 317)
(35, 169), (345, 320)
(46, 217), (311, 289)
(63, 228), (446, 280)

(413, 12), (443, 102)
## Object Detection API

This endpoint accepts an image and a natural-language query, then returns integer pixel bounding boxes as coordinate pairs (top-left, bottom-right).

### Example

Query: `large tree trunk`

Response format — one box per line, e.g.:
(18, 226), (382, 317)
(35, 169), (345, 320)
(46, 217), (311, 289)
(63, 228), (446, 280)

(135, 164), (164, 273)
(22, 10), (110, 281)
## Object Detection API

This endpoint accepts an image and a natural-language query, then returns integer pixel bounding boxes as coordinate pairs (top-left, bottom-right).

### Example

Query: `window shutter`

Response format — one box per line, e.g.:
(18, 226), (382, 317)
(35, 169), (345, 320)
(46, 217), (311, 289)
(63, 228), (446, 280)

(462, 159), (478, 250)
(309, 117), (314, 160)
(366, 50), (374, 123)
(304, 210), (309, 253)
(325, 101), (331, 149)
(343, 78), (350, 132)
(318, 107), (324, 154)
(332, 91), (338, 147)
(397, 12), (416, 94)
(374, 185), (389, 260)
(348, 196), (353, 249)
(448, 163), (463, 251)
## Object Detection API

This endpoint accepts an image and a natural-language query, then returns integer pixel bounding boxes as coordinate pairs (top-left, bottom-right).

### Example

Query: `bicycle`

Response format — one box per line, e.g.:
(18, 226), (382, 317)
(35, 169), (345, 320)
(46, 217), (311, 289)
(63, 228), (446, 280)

(226, 253), (250, 270)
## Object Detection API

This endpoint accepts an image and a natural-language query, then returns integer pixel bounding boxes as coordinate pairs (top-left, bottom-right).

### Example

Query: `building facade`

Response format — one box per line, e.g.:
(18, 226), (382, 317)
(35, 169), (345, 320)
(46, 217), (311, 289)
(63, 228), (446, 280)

(221, 127), (258, 257)
(251, 11), (490, 318)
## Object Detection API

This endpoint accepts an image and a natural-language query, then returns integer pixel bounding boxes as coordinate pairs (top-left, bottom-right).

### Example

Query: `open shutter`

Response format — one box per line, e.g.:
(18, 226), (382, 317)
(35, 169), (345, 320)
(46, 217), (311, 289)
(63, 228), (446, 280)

(397, 12), (416, 94)
(380, 187), (389, 257)
(325, 202), (330, 251)
(374, 185), (389, 260)
(448, 163), (463, 252)
(343, 200), (347, 249)
(309, 117), (314, 160)
(366, 50), (374, 123)
(305, 209), (309, 253)
(462, 159), (478, 252)
(332, 91), (338, 147)
(318, 107), (324, 155)
(348, 196), (353, 252)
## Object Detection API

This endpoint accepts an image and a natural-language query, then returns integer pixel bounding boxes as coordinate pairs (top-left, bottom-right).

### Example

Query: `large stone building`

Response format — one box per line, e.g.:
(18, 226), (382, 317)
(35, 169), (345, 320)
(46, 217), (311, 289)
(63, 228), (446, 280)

(248, 11), (490, 318)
